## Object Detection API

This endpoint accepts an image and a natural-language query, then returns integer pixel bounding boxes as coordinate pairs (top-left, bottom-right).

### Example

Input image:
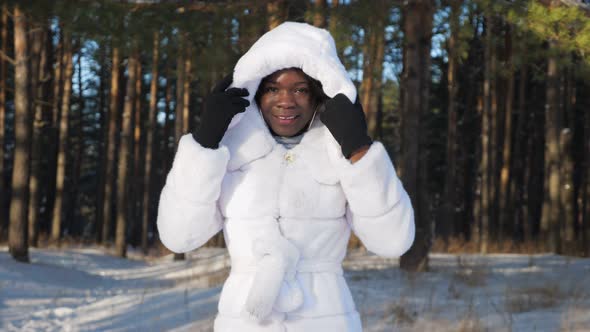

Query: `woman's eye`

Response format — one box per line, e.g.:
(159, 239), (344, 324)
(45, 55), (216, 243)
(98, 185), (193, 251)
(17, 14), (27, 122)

(295, 87), (309, 94)
(264, 86), (278, 93)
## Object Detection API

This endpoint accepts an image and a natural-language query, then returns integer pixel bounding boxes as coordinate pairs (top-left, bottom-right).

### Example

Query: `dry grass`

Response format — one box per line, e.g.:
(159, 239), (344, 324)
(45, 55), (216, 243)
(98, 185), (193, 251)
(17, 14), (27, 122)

(451, 256), (489, 287)
(432, 237), (549, 255)
(457, 298), (486, 332)
(504, 284), (561, 313)
(386, 302), (417, 325)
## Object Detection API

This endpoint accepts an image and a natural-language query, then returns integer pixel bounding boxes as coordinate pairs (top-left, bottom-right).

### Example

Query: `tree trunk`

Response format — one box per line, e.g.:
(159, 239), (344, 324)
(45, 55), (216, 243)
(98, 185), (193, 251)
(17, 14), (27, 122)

(267, 0), (286, 30)
(172, 39), (187, 261)
(163, 68), (174, 172)
(67, 44), (83, 236)
(50, 30), (73, 246)
(584, 96), (590, 256)
(460, 13), (481, 241)
(312, 0), (326, 28)
(27, 24), (49, 247)
(399, 0), (433, 272)
(512, 58), (529, 242)
(560, 128), (575, 253)
(183, 47), (191, 133)
(143, 31), (159, 254)
(498, 24), (515, 241)
(440, 0), (462, 247)
(489, 17), (500, 243)
(95, 44), (108, 243)
(131, 57), (143, 247)
(477, 12), (496, 254)
(360, 0), (387, 138)
(115, 51), (138, 258)
(9, 6), (30, 262)
(541, 42), (562, 253)
(175, 39), (185, 142)
(0, 5), (8, 233)
(102, 46), (120, 245)
(561, 61), (576, 254)
(44, 27), (63, 232)
(328, 0), (339, 46)
(471, 96), (484, 244)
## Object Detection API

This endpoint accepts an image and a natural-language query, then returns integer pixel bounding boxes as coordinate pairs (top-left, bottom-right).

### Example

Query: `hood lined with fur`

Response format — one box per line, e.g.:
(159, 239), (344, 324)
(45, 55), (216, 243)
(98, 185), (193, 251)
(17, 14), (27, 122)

(219, 22), (356, 171)
(227, 22), (356, 130)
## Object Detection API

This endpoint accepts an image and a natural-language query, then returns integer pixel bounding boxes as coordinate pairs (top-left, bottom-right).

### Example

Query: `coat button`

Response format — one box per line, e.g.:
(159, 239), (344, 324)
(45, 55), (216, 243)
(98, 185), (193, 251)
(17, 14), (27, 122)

(284, 152), (295, 164)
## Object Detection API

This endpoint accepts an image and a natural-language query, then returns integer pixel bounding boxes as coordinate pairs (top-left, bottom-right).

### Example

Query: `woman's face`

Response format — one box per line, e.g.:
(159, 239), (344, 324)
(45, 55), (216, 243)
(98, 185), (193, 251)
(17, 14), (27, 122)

(258, 69), (315, 137)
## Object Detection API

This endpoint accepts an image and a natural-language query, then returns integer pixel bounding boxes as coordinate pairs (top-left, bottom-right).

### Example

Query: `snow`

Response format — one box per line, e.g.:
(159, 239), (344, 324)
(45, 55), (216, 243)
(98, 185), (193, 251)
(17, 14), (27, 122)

(1, 247), (590, 331)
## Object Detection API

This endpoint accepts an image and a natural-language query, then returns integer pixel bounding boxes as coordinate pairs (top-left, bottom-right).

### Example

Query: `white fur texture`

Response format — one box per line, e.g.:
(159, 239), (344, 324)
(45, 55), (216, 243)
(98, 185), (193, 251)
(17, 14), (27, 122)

(157, 22), (415, 331)
(227, 22), (357, 130)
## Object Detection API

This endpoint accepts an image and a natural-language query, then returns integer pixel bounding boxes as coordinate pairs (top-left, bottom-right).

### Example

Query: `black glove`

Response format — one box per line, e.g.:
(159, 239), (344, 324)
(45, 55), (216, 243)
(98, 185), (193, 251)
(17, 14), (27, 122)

(193, 74), (250, 148)
(320, 93), (372, 159)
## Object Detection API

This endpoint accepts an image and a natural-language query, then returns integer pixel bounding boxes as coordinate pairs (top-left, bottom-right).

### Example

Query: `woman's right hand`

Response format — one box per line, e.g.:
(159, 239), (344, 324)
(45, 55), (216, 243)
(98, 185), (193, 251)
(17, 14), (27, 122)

(193, 74), (250, 148)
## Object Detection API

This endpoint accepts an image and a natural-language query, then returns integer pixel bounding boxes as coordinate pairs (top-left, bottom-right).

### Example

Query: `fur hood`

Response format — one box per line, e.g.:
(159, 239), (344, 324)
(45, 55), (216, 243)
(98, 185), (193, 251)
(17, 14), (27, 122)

(220, 22), (357, 171)
(232, 22), (356, 105)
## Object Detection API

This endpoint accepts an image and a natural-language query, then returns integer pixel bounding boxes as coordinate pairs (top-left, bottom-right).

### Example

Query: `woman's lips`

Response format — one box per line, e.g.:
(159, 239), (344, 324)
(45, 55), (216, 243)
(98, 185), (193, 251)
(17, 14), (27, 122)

(273, 114), (299, 125)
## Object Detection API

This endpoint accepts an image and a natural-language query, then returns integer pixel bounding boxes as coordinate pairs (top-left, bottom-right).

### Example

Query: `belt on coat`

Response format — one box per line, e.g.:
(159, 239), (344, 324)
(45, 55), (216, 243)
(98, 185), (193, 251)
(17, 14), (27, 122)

(231, 259), (343, 275)
(231, 234), (344, 323)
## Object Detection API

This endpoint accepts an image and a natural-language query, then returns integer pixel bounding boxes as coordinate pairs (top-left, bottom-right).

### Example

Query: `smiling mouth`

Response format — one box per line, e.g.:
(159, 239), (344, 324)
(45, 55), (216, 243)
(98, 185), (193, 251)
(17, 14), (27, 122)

(272, 114), (300, 126)
(276, 115), (299, 120)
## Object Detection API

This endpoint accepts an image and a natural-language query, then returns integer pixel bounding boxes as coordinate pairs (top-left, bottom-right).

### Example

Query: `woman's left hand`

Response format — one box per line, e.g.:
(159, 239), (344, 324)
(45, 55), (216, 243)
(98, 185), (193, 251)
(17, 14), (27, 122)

(320, 93), (372, 160)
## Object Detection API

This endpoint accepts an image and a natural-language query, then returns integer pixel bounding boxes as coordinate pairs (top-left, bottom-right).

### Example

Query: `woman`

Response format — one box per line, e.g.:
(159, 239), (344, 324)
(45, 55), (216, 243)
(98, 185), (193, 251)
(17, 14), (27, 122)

(157, 22), (415, 331)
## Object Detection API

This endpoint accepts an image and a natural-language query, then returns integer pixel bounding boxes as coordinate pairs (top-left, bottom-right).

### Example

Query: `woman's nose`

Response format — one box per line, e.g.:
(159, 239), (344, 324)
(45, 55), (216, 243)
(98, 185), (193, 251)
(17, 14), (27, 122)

(276, 90), (296, 107)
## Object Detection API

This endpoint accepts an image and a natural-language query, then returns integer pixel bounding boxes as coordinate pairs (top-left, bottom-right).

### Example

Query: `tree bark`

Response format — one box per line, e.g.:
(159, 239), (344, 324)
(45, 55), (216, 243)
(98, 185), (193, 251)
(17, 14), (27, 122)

(360, 0), (388, 138)
(440, 0), (462, 246)
(477, 12), (496, 254)
(0, 5), (8, 233)
(267, 0), (286, 30)
(44, 27), (63, 231)
(142, 31), (159, 254)
(471, 96), (484, 244)
(27, 24), (49, 247)
(312, 0), (327, 28)
(67, 43), (84, 236)
(399, 0), (434, 272)
(175, 38), (185, 142)
(102, 46), (120, 245)
(183, 46), (191, 133)
(512, 56), (529, 242)
(561, 60), (576, 254)
(541, 42), (562, 253)
(116, 51), (138, 258)
(584, 96), (590, 256)
(328, 0), (339, 44)
(173, 39), (186, 261)
(131, 57), (143, 246)
(499, 24), (516, 241)
(95, 44), (108, 243)
(560, 128), (575, 253)
(50, 30), (73, 246)
(9, 6), (30, 262)
(163, 68), (173, 170)
(489, 17), (500, 243)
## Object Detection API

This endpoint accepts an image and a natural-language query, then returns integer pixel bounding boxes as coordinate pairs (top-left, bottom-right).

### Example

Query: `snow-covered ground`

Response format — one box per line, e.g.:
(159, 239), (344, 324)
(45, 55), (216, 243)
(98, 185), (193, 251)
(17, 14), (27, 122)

(1, 246), (590, 332)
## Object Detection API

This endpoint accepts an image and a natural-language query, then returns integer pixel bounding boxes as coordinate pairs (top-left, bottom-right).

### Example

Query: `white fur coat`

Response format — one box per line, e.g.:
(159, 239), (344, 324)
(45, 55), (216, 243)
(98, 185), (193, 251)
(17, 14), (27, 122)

(157, 22), (415, 332)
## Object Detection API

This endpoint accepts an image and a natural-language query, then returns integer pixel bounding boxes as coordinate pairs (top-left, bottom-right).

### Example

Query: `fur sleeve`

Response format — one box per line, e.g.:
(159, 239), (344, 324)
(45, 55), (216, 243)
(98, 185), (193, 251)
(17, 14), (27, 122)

(335, 141), (415, 257)
(157, 134), (229, 253)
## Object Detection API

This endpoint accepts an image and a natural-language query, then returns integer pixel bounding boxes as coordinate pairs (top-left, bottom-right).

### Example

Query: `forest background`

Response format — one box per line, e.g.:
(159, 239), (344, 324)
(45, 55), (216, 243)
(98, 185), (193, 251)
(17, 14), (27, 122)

(1, 0), (590, 272)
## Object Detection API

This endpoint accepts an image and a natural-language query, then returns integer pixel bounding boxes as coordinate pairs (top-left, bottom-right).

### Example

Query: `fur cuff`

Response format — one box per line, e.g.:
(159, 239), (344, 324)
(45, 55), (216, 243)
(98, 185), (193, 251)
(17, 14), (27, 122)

(167, 134), (230, 202)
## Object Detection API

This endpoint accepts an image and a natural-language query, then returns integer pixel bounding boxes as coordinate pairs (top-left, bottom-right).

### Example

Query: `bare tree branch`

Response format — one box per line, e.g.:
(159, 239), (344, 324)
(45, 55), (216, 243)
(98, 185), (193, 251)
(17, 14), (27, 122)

(0, 49), (15, 66)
